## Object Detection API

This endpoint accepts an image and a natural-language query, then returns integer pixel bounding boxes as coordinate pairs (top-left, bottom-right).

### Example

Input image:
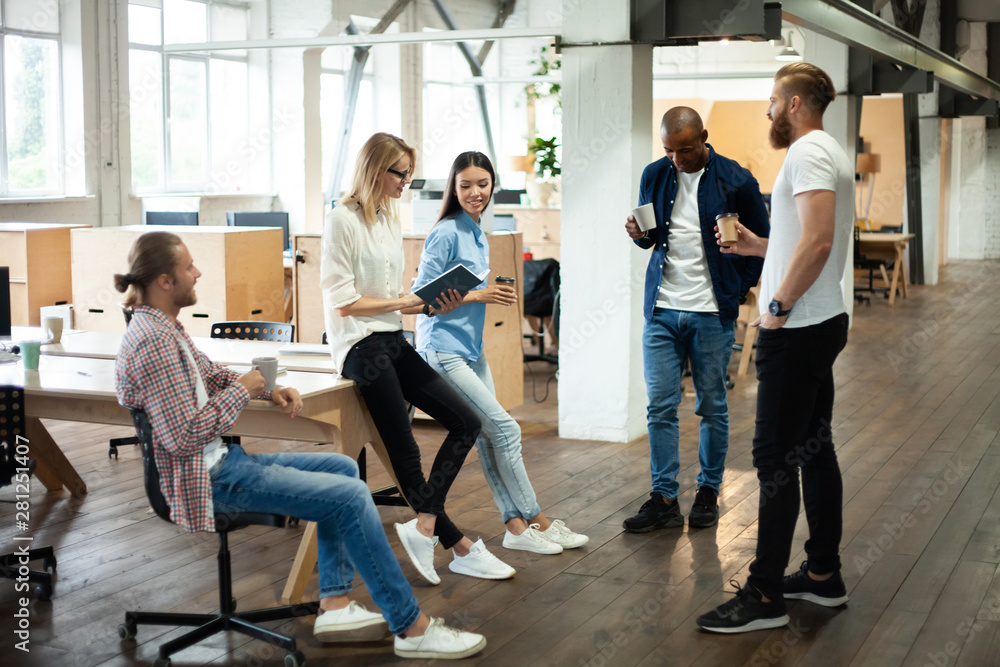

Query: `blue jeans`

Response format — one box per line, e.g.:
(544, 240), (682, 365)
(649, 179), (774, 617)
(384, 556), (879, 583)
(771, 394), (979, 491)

(421, 350), (541, 523)
(210, 445), (421, 635)
(642, 308), (735, 499)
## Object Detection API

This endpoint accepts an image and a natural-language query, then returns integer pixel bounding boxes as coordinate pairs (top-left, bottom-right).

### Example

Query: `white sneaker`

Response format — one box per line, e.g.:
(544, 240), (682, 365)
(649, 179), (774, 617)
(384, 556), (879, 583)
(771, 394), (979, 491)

(313, 601), (390, 643)
(502, 523), (563, 554)
(394, 518), (440, 585)
(449, 539), (516, 579)
(394, 617), (486, 659)
(541, 520), (590, 549)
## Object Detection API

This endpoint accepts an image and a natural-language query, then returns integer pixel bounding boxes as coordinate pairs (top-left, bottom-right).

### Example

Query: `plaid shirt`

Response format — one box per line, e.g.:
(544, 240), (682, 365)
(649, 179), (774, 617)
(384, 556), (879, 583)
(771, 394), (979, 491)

(115, 306), (251, 532)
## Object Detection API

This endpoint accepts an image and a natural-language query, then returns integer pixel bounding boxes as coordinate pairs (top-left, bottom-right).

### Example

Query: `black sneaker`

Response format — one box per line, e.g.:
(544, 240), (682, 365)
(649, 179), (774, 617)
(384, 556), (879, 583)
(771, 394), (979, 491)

(622, 493), (684, 533)
(696, 581), (790, 634)
(688, 486), (719, 528)
(783, 561), (849, 607)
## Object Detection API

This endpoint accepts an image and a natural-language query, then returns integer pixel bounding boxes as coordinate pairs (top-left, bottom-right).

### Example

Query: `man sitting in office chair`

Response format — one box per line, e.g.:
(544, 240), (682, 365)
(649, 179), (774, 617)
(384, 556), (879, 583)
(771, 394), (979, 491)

(113, 231), (485, 660)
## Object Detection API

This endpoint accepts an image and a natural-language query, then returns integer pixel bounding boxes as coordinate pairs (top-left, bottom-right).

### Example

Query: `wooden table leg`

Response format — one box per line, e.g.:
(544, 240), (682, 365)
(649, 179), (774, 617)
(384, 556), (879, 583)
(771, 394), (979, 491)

(281, 520), (318, 605)
(898, 245), (909, 299)
(25, 417), (88, 498)
(888, 250), (902, 306)
(737, 325), (759, 378)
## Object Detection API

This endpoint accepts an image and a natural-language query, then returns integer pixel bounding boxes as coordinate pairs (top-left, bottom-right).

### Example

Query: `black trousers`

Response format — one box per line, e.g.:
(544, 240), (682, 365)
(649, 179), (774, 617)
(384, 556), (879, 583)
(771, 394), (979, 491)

(342, 331), (481, 549)
(747, 313), (849, 600)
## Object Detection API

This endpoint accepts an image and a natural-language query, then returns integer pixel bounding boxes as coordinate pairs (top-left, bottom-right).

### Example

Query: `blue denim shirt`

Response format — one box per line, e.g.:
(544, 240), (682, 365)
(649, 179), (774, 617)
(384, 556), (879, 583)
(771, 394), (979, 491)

(414, 211), (489, 361)
(635, 144), (770, 322)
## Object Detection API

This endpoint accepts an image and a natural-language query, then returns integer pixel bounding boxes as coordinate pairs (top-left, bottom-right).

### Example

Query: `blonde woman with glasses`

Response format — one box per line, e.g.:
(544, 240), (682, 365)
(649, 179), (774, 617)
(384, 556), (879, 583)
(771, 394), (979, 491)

(322, 132), (516, 589)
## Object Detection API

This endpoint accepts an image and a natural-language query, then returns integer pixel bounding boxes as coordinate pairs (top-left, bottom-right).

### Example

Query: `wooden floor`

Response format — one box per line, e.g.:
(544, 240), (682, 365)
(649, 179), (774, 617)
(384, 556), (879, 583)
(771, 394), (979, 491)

(4, 260), (1000, 667)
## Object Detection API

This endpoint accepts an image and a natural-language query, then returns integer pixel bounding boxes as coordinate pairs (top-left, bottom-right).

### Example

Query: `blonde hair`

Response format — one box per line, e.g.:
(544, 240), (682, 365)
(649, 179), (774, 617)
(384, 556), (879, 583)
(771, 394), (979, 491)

(113, 232), (183, 308)
(341, 132), (416, 225)
(774, 62), (837, 115)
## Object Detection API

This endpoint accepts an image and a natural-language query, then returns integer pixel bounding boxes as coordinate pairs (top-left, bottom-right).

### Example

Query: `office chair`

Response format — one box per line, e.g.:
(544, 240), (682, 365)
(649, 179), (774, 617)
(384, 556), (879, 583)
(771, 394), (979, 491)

(117, 409), (318, 667)
(522, 258), (560, 364)
(0, 385), (57, 600)
(210, 321), (295, 342)
(109, 304), (139, 458)
(854, 224), (893, 304)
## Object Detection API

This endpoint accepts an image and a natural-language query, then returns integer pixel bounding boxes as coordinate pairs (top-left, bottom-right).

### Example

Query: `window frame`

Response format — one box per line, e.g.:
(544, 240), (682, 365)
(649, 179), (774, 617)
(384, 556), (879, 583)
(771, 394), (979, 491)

(0, 4), (66, 197)
(127, 0), (251, 194)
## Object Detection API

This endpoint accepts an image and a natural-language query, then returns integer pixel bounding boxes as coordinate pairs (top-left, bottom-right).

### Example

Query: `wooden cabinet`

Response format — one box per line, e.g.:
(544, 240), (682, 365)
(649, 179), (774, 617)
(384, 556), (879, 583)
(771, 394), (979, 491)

(494, 206), (560, 261)
(402, 232), (524, 411)
(71, 225), (285, 337)
(0, 223), (88, 326)
(292, 234), (324, 344)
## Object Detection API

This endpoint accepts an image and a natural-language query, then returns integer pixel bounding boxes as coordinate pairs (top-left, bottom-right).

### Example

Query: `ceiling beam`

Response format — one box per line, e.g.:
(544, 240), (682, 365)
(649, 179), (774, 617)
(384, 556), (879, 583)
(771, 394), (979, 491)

(780, 0), (1000, 100)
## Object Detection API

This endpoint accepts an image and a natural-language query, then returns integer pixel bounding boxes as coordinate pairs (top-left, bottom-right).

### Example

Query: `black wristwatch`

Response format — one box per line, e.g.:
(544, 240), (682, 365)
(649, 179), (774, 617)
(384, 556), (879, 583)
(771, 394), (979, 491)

(422, 303), (435, 317)
(768, 299), (791, 317)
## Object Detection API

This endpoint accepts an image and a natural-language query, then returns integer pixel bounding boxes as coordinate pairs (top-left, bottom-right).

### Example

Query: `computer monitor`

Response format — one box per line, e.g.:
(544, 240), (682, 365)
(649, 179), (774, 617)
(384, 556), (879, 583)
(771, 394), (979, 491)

(145, 211), (199, 226)
(0, 267), (11, 342)
(494, 189), (526, 205)
(226, 211), (290, 251)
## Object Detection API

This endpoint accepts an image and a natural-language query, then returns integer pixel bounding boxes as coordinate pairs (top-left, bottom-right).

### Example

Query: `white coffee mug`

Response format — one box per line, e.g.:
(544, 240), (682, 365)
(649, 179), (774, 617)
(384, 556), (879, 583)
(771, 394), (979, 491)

(42, 316), (64, 344)
(251, 356), (278, 392)
(631, 202), (658, 232)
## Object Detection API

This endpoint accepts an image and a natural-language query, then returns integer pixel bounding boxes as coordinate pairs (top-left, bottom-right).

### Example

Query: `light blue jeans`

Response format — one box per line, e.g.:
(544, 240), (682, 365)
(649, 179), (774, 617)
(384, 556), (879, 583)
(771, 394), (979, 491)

(642, 308), (735, 499)
(421, 350), (542, 523)
(210, 445), (421, 635)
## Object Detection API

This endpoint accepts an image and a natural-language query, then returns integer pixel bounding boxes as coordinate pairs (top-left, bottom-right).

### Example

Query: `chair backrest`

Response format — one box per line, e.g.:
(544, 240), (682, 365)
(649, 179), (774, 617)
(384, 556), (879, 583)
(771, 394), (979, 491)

(0, 385), (25, 488)
(146, 211), (198, 226)
(118, 302), (134, 326)
(129, 409), (173, 522)
(523, 258), (561, 318)
(210, 321), (294, 342)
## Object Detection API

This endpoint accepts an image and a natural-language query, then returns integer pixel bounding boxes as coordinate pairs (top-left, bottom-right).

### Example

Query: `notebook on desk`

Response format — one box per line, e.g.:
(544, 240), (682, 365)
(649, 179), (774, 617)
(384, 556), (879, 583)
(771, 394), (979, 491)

(278, 344), (330, 356)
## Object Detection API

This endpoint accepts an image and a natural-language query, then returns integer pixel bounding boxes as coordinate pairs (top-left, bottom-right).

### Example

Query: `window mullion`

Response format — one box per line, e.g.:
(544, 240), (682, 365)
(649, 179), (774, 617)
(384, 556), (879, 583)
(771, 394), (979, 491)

(163, 51), (172, 190)
(0, 32), (7, 195)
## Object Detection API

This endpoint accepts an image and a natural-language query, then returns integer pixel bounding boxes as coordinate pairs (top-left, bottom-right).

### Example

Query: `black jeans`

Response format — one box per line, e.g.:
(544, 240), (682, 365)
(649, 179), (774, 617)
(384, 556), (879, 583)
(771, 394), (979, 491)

(342, 331), (481, 549)
(747, 313), (849, 601)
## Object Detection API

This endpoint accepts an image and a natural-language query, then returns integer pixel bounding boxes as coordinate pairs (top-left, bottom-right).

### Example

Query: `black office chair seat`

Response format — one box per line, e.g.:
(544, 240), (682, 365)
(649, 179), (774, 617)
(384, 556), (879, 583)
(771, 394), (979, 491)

(119, 409), (317, 667)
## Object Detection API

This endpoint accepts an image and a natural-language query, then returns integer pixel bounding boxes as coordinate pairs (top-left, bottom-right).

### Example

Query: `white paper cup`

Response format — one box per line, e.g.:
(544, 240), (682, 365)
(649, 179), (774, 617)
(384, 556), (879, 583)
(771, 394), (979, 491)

(251, 356), (278, 392)
(632, 202), (658, 232)
(42, 316), (63, 344)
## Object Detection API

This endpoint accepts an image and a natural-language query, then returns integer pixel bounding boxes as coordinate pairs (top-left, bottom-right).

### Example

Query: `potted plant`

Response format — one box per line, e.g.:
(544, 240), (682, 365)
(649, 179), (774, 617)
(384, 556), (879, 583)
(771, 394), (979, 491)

(526, 136), (560, 207)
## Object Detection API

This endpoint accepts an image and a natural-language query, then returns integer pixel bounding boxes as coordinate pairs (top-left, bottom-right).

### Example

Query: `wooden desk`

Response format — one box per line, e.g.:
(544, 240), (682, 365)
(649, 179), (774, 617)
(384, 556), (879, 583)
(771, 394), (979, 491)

(0, 353), (391, 605)
(31, 328), (340, 374)
(858, 233), (915, 306)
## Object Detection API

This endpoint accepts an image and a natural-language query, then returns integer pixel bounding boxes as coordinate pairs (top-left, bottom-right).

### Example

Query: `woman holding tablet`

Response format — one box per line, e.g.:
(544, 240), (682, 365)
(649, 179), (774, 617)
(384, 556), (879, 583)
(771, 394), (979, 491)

(321, 133), (515, 585)
(413, 151), (589, 555)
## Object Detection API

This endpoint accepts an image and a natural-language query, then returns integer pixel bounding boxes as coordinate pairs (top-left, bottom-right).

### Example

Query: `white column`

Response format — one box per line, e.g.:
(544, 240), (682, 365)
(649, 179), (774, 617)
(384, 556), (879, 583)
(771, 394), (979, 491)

(557, 0), (651, 442)
(916, 0), (941, 283)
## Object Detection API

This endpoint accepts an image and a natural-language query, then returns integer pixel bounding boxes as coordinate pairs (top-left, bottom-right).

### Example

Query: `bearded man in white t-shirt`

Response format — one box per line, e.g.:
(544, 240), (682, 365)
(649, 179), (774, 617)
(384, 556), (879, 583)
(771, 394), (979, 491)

(697, 63), (854, 634)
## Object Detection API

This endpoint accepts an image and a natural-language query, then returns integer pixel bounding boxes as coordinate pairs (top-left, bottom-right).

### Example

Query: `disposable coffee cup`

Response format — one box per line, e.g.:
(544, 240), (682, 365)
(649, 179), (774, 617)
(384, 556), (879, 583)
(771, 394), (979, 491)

(716, 212), (739, 247)
(496, 276), (516, 287)
(21, 340), (41, 371)
(42, 316), (63, 344)
(251, 356), (278, 392)
(631, 202), (657, 232)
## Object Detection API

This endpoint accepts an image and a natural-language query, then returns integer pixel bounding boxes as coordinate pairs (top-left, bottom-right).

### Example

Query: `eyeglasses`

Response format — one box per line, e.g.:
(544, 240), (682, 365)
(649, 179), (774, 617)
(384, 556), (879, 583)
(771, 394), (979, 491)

(386, 167), (410, 180)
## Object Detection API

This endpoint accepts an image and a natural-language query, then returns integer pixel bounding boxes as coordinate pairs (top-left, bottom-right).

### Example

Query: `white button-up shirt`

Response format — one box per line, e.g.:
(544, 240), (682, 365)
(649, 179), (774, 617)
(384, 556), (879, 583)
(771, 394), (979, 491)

(321, 202), (405, 372)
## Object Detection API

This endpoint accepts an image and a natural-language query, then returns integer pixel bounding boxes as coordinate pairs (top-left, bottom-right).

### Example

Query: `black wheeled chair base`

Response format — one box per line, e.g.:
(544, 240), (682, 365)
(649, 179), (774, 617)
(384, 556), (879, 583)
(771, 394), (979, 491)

(0, 545), (57, 600)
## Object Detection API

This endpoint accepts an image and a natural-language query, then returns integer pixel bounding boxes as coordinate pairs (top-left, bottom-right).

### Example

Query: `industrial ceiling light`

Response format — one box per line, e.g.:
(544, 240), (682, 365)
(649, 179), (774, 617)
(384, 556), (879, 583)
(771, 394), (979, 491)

(776, 45), (803, 61)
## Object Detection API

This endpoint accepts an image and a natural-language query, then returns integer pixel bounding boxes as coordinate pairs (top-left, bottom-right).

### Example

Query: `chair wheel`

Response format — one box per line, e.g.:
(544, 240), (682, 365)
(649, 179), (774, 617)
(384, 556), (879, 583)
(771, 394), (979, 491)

(285, 650), (306, 667)
(232, 597), (238, 611)
(153, 658), (171, 667)
(34, 584), (52, 601)
(117, 622), (136, 640)
(108, 447), (118, 459)
(43, 555), (57, 573)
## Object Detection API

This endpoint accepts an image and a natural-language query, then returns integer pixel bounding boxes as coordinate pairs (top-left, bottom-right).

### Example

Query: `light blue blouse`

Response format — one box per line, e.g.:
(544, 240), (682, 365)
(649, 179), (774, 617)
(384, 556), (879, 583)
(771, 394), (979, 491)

(413, 211), (489, 361)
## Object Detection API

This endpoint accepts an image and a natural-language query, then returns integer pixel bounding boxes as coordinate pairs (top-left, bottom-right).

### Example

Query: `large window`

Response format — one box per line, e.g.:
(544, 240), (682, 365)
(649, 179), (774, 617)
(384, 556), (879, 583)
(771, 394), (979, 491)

(128, 0), (255, 193)
(0, 0), (63, 196)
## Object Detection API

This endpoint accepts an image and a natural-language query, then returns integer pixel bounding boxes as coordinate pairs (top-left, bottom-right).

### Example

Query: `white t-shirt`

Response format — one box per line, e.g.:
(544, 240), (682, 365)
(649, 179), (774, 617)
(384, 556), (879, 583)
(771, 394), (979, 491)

(760, 130), (854, 328)
(174, 332), (226, 471)
(320, 202), (404, 372)
(656, 167), (719, 313)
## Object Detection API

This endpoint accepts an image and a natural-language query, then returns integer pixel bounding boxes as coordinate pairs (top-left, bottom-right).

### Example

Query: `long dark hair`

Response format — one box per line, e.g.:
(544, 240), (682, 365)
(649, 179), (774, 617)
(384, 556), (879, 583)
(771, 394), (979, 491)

(437, 151), (496, 222)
